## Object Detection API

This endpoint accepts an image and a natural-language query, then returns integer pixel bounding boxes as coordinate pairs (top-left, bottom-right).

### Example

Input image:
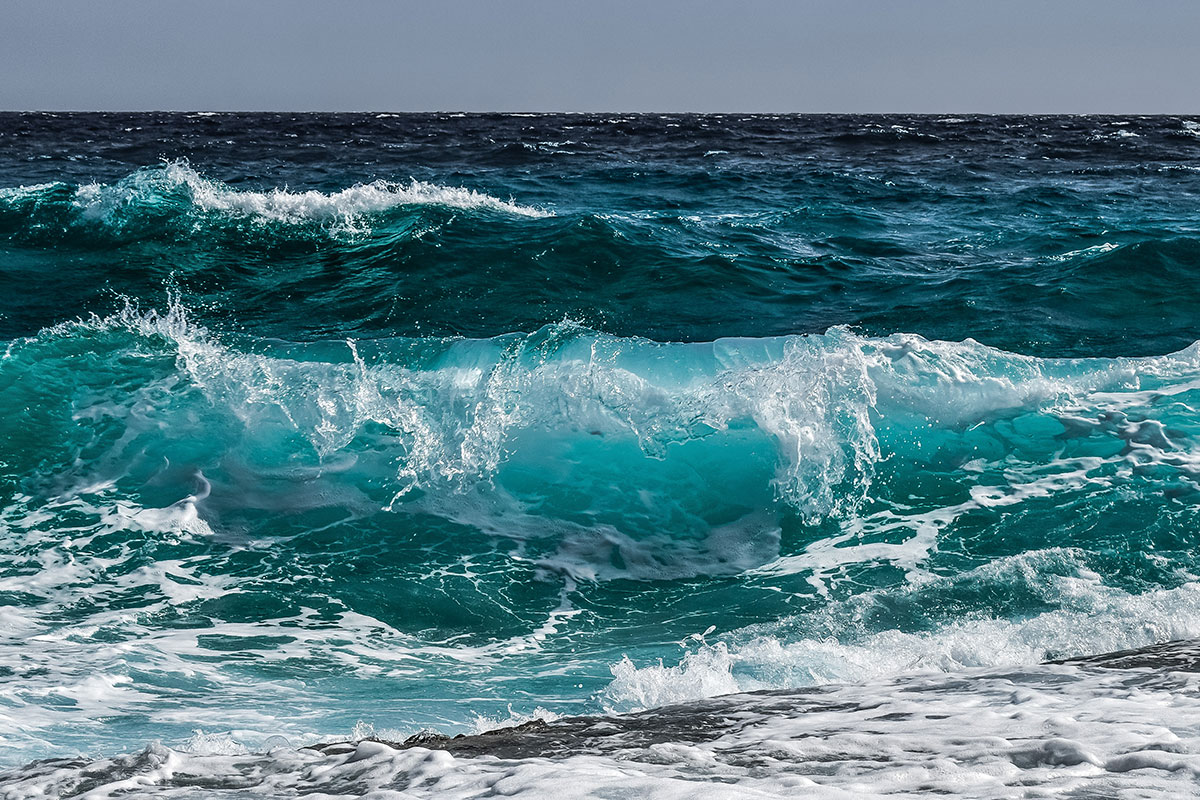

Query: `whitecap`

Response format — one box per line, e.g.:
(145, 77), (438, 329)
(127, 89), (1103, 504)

(66, 161), (552, 234)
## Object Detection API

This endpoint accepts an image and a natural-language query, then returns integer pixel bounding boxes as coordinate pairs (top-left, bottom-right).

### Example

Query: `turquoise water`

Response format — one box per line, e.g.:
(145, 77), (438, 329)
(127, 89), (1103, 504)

(3, 113), (1200, 763)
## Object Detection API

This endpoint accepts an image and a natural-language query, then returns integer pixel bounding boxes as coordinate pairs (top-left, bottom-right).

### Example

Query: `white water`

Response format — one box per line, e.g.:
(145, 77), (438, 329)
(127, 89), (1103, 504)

(5, 659), (1200, 799)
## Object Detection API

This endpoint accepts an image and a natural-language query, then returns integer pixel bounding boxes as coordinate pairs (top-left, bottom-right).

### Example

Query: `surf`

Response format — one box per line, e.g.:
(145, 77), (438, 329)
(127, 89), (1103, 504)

(4, 114), (1200, 794)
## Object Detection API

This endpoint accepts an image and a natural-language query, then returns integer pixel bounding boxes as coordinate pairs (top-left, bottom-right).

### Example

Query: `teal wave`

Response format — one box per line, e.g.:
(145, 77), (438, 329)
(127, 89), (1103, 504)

(4, 297), (1200, 755)
(4, 115), (1200, 770)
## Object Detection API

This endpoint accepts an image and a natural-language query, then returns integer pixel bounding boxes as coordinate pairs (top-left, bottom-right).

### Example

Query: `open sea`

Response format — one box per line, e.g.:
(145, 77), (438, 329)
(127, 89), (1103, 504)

(3, 112), (1200, 797)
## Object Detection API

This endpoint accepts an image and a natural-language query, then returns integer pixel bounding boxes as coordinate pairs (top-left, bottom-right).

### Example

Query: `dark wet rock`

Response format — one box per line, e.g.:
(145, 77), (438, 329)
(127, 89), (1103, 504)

(307, 689), (870, 760)
(1049, 638), (1200, 673)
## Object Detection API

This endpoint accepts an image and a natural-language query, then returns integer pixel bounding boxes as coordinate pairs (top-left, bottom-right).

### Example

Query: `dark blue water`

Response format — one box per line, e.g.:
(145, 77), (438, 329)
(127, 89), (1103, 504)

(3, 113), (1200, 766)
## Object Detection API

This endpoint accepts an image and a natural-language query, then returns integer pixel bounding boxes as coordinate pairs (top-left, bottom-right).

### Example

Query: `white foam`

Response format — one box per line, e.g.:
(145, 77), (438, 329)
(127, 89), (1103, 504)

(0, 182), (61, 201)
(602, 570), (1200, 712)
(179, 729), (250, 756)
(468, 705), (561, 735)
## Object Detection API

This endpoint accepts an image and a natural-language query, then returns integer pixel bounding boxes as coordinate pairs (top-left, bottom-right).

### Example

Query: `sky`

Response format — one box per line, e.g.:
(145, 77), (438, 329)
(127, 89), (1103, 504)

(1, 0), (1198, 113)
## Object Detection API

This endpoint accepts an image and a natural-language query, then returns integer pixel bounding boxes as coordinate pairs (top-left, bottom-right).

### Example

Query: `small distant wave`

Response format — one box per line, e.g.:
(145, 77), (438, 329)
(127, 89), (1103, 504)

(0, 161), (551, 243)
(1088, 128), (1141, 142)
(75, 162), (551, 223)
(833, 123), (943, 145)
(1046, 241), (1120, 262)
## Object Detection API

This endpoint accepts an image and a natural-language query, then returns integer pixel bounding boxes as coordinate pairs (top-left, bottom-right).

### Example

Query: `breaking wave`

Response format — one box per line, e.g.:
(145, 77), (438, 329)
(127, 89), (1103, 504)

(0, 161), (550, 241)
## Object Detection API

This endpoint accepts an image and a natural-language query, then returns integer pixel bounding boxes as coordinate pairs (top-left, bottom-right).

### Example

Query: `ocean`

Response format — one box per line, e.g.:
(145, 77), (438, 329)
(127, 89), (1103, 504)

(3, 112), (1200, 797)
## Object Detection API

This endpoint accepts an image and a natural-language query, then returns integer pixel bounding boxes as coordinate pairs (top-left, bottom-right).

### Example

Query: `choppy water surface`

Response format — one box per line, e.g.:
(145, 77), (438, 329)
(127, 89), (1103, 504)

(3, 113), (1200, 797)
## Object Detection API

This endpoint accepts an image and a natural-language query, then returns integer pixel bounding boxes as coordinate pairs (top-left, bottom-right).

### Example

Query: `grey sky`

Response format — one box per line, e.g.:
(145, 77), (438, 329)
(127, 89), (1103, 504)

(1, 0), (1197, 112)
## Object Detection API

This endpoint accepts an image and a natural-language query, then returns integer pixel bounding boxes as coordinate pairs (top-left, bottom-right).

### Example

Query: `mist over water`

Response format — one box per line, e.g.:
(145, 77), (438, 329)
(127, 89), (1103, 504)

(3, 113), (1200, 797)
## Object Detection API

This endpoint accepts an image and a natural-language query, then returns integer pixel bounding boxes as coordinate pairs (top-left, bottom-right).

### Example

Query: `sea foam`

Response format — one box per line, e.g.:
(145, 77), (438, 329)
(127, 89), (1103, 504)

(8, 654), (1200, 799)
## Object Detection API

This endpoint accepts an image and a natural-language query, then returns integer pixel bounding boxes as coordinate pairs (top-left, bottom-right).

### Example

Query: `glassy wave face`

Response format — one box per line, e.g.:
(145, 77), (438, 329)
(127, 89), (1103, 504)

(3, 114), (1200, 793)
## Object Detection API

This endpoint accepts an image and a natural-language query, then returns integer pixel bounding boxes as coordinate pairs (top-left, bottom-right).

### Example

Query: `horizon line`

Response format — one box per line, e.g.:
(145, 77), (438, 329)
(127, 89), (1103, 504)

(1, 109), (1195, 117)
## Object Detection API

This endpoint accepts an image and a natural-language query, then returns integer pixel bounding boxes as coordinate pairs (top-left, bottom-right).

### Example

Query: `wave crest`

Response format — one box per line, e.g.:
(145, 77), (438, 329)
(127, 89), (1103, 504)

(0, 161), (550, 241)
(7, 296), (1200, 589)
